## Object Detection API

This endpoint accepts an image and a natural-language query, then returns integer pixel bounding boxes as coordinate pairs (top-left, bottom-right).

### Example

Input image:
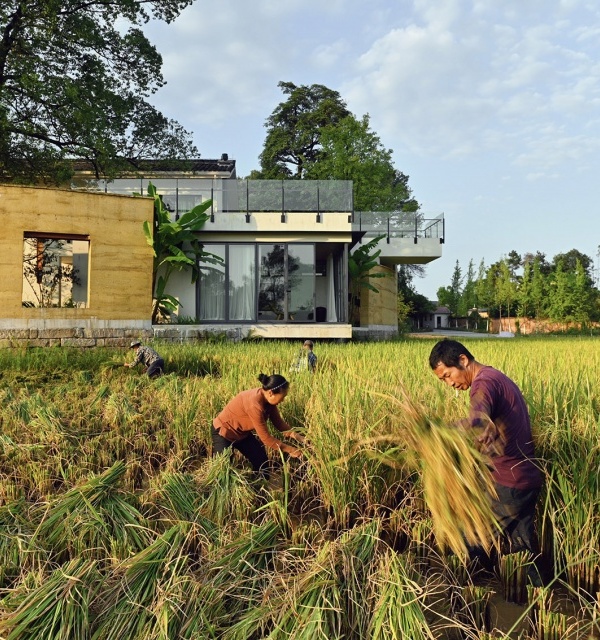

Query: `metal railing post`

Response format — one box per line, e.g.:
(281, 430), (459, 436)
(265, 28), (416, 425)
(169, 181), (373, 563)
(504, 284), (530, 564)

(316, 184), (321, 223)
(245, 179), (250, 223)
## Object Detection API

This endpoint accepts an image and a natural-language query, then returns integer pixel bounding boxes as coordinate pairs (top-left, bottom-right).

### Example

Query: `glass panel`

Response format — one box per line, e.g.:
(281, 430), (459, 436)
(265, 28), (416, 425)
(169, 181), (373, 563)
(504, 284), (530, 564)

(258, 244), (285, 320)
(229, 245), (256, 321)
(104, 178), (143, 195)
(198, 245), (226, 320)
(288, 245), (315, 321)
(22, 236), (89, 308)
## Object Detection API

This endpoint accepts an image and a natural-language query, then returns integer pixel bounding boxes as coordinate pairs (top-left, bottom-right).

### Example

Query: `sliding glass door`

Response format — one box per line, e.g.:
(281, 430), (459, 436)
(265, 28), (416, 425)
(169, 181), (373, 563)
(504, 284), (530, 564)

(258, 244), (315, 321)
(199, 243), (318, 322)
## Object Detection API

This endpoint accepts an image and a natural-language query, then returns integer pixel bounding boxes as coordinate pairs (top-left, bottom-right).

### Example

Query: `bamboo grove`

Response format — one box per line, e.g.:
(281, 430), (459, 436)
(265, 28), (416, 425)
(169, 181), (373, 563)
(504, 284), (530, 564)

(0, 338), (598, 639)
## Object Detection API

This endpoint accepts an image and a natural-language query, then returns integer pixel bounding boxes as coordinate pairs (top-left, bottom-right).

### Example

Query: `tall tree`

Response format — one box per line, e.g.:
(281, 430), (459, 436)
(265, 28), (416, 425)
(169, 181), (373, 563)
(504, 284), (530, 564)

(437, 260), (463, 315)
(530, 256), (548, 319)
(547, 260), (575, 322)
(254, 82), (350, 179)
(458, 259), (476, 316)
(551, 249), (594, 280)
(495, 259), (517, 329)
(517, 259), (533, 318)
(572, 259), (595, 324)
(305, 114), (419, 212)
(0, 0), (197, 184)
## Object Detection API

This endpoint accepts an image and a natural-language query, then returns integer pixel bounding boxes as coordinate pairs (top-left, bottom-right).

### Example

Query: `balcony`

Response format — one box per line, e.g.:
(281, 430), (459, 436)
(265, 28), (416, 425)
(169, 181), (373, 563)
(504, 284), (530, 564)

(352, 211), (445, 266)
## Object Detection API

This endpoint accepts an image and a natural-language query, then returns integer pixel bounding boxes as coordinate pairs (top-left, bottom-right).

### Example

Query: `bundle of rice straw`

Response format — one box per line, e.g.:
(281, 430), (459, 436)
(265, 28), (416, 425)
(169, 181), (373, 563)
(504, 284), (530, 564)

(367, 384), (500, 558)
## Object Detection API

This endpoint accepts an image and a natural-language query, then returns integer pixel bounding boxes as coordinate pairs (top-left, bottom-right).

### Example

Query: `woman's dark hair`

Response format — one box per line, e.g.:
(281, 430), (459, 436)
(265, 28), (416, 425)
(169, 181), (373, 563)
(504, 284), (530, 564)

(429, 339), (474, 369)
(258, 373), (289, 393)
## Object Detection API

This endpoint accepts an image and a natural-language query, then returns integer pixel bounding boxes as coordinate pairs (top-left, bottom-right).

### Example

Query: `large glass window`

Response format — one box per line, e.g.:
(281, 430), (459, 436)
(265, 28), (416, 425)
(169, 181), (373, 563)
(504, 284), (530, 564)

(198, 243), (318, 322)
(198, 244), (226, 320)
(22, 233), (90, 308)
(229, 245), (256, 321)
(259, 244), (286, 320)
(288, 245), (315, 321)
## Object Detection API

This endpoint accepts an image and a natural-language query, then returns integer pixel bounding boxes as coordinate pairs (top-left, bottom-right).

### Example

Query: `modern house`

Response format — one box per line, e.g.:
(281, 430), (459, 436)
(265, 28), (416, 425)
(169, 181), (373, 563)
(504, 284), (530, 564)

(73, 157), (445, 341)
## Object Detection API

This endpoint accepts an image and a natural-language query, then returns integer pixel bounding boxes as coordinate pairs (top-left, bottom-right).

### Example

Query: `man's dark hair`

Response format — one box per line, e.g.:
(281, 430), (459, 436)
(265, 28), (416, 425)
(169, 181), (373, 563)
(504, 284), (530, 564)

(429, 339), (475, 369)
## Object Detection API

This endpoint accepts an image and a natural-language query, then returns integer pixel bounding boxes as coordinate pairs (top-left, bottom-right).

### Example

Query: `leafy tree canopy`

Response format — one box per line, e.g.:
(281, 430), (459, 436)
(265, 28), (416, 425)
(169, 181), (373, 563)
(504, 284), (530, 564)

(305, 114), (419, 213)
(0, 0), (198, 185)
(254, 81), (351, 179)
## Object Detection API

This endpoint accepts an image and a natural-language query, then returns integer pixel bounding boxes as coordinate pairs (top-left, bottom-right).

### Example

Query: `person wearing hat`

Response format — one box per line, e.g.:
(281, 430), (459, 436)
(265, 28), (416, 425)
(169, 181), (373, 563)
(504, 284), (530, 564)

(124, 341), (164, 378)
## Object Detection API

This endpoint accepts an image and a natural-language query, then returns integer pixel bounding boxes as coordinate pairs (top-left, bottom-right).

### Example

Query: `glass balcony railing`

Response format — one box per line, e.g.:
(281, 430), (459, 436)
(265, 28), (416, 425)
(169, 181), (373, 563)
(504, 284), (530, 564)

(73, 176), (444, 241)
(76, 177), (354, 217)
(353, 211), (445, 244)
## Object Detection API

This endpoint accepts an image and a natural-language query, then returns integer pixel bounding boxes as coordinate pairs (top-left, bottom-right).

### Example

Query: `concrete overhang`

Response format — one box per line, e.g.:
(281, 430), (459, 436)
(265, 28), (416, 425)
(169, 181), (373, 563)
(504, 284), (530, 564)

(376, 236), (444, 267)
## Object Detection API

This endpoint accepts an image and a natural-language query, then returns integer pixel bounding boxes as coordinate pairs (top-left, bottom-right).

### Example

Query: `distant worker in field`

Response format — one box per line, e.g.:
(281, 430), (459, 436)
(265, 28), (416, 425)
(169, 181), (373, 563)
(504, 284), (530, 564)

(212, 373), (304, 478)
(428, 339), (544, 583)
(124, 341), (165, 378)
(291, 339), (317, 373)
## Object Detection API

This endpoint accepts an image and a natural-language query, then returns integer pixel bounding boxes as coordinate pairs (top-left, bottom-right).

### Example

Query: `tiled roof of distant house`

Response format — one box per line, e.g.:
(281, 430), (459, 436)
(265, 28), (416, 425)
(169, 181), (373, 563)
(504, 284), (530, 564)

(72, 155), (236, 178)
(434, 306), (451, 314)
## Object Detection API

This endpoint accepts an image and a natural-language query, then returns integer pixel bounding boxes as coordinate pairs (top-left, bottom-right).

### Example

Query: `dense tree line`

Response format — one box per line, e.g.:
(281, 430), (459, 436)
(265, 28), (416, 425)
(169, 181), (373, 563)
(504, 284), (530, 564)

(436, 249), (600, 324)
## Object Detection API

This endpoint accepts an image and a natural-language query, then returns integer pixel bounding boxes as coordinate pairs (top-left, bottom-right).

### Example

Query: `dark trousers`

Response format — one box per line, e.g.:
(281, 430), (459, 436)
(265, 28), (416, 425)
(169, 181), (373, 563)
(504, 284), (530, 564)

(211, 427), (270, 478)
(491, 484), (541, 555)
(469, 483), (544, 583)
(147, 358), (164, 378)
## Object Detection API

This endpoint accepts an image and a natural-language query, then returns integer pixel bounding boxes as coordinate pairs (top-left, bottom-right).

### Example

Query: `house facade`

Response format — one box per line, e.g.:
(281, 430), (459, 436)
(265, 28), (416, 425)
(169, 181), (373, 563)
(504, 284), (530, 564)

(74, 158), (445, 341)
(0, 183), (154, 347)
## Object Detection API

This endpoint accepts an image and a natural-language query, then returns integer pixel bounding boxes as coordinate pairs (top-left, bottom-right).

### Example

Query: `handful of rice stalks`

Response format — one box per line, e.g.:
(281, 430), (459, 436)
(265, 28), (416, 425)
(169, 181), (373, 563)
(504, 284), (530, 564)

(367, 385), (500, 557)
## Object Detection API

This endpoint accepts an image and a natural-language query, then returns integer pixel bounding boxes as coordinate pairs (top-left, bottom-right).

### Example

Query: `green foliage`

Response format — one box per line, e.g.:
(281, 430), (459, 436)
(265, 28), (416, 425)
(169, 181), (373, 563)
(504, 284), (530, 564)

(438, 248), (600, 325)
(348, 235), (388, 326)
(255, 81), (350, 179)
(141, 182), (222, 323)
(305, 114), (419, 212)
(253, 84), (419, 217)
(0, 1), (197, 185)
(436, 260), (463, 315)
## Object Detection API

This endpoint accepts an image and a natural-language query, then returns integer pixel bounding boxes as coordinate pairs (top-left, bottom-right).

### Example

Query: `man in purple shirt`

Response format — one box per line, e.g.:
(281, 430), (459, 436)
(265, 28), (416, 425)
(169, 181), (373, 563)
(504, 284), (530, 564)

(429, 339), (544, 583)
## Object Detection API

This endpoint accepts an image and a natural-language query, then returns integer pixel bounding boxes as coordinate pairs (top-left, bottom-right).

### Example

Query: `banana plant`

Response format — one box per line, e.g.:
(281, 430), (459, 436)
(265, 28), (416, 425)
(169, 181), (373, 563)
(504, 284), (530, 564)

(140, 182), (223, 323)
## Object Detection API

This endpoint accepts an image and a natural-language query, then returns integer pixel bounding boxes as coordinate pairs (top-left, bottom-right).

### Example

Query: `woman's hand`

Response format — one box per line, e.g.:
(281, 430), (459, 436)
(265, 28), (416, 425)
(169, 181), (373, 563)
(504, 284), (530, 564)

(283, 430), (306, 444)
(287, 447), (302, 459)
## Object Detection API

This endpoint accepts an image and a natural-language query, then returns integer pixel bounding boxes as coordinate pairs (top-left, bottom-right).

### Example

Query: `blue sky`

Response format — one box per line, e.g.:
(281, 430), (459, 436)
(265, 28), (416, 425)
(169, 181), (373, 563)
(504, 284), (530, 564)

(143, 0), (600, 300)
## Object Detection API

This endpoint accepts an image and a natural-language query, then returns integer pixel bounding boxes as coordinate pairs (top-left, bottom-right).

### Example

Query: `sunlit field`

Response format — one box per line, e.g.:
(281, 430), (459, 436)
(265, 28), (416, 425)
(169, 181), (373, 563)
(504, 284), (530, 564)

(0, 337), (598, 639)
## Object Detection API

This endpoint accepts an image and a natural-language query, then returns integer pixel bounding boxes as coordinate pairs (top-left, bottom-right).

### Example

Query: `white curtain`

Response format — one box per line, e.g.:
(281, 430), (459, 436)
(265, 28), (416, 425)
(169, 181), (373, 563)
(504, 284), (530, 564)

(229, 245), (255, 320)
(199, 267), (225, 320)
(326, 253), (338, 322)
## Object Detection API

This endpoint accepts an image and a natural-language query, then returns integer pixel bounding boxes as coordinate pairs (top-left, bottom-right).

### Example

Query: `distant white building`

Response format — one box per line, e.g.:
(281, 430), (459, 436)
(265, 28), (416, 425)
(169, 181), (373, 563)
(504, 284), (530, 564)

(417, 304), (451, 330)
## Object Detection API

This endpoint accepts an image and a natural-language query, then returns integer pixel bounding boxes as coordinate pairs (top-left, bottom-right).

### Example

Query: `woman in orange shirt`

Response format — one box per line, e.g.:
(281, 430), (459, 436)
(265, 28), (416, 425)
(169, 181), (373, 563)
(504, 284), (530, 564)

(212, 373), (304, 478)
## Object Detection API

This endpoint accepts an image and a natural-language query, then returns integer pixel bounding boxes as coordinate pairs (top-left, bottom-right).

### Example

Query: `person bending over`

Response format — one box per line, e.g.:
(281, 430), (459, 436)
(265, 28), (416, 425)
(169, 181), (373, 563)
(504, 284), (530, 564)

(124, 341), (164, 378)
(212, 373), (304, 478)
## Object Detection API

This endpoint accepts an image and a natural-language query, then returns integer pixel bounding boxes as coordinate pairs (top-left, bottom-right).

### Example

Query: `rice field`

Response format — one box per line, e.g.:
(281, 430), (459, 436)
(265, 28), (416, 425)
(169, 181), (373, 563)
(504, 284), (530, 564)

(0, 337), (598, 639)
